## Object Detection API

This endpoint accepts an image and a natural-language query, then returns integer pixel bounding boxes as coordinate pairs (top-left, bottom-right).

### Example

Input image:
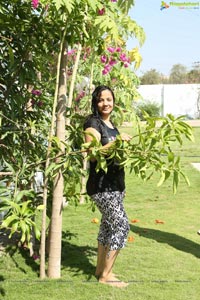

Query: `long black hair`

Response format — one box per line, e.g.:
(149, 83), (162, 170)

(83, 85), (115, 130)
(91, 85), (115, 117)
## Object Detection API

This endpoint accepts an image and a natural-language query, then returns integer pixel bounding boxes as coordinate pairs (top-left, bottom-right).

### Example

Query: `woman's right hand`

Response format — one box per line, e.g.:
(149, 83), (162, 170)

(120, 133), (132, 142)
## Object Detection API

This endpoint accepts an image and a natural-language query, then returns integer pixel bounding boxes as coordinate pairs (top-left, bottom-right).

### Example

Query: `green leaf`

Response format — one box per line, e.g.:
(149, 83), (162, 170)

(86, 0), (98, 11)
(20, 201), (32, 215)
(157, 171), (165, 187)
(1, 215), (18, 228)
(45, 162), (58, 176)
(53, 0), (75, 12)
(8, 46), (14, 67)
(20, 220), (27, 234)
(10, 221), (19, 234)
(36, 205), (45, 210)
(168, 152), (174, 163)
(180, 171), (190, 186)
(34, 226), (41, 240)
(117, 0), (135, 14)
(173, 171), (179, 194)
(15, 190), (34, 202)
(164, 170), (171, 181)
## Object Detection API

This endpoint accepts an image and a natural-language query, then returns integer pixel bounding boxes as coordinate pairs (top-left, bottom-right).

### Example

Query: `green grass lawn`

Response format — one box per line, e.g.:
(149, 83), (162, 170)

(0, 127), (200, 300)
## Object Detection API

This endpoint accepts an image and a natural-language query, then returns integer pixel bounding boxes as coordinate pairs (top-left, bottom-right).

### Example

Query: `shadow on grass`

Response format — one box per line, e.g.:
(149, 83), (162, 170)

(130, 224), (200, 258)
(3, 244), (40, 276)
(0, 275), (6, 298)
(0, 229), (39, 275)
(0, 229), (96, 279)
(61, 230), (96, 280)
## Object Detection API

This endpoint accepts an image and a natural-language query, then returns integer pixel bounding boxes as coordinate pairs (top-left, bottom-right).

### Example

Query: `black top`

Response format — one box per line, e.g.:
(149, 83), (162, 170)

(84, 115), (125, 196)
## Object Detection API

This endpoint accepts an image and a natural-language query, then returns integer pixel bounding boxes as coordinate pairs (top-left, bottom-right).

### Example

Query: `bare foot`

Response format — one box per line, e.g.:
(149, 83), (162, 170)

(99, 274), (129, 288)
(95, 272), (117, 279)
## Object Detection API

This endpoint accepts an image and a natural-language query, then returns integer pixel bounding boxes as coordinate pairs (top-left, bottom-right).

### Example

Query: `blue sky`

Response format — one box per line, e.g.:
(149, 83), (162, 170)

(127, 0), (200, 76)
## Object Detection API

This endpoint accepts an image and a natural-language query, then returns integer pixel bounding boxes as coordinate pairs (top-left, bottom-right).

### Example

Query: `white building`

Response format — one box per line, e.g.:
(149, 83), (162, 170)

(137, 84), (200, 119)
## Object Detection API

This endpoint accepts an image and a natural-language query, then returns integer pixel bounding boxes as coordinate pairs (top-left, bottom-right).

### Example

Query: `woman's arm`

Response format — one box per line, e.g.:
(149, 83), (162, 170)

(84, 127), (101, 143)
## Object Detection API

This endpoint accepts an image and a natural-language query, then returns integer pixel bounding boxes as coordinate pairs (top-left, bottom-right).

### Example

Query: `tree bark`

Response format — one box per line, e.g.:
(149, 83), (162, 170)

(66, 43), (82, 124)
(39, 28), (67, 278)
(79, 62), (94, 204)
(46, 40), (67, 279)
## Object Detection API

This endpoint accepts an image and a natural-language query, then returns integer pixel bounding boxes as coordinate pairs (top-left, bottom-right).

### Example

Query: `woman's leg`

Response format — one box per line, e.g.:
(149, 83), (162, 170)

(95, 243), (118, 278)
(92, 191), (129, 287)
(95, 242), (106, 277)
(99, 248), (119, 280)
(99, 248), (128, 287)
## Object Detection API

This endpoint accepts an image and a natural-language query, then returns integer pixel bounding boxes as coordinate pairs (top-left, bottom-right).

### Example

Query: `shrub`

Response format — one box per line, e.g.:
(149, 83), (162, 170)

(134, 100), (161, 120)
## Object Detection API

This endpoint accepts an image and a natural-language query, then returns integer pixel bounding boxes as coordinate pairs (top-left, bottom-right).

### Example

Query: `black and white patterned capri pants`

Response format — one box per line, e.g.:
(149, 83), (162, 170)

(91, 191), (130, 251)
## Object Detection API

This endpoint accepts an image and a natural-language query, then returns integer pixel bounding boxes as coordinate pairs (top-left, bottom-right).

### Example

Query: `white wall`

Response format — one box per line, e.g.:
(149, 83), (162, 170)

(137, 84), (200, 119)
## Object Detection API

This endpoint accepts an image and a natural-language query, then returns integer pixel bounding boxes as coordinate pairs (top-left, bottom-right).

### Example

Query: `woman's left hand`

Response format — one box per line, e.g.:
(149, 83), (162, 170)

(120, 133), (132, 141)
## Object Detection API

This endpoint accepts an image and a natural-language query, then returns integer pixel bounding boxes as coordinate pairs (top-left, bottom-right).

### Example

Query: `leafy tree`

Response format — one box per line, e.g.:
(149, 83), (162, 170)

(0, 0), (145, 278)
(139, 69), (164, 85)
(169, 64), (187, 84)
(186, 69), (200, 83)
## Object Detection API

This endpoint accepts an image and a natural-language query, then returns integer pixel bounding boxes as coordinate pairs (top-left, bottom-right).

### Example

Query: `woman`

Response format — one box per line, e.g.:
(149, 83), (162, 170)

(84, 85), (131, 287)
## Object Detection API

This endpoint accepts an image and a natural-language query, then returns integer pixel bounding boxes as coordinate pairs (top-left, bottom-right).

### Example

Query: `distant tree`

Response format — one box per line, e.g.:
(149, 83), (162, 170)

(140, 69), (163, 85)
(186, 69), (200, 83)
(169, 64), (187, 84)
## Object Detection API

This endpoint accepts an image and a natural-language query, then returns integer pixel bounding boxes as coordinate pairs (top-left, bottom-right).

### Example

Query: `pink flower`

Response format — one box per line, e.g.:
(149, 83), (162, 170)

(37, 101), (43, 107)
(115, 47), (121, 52)
(32, 253), (39, 260)
(124, 62), (129, 68)
(102, 69), (108, 75)
(75, 91), (85, 101)
(102, 64), (112, 75)
(32, 89), (42, 96)
(111, 0), (117, 2)
(32, 0), (39, 9)
(67, 49), (75, 56)
(100, 55), (107, 64)
(109, 58), (117, 66)
(31, 99), (35, 106)
(83, 53), (87, 61)
(104, 64), (112, 71)
(107, 47), (115, 53)
(98, 8), (105, 15)
(119, 53), (128, 62)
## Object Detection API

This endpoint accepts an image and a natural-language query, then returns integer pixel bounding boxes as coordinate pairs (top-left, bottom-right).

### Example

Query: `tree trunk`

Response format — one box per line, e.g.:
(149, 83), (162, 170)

(79, 62), (94, 204)
(79, 154), (88, 204)
(66, 43), (82, 125)
(39, 31), (66, 278)
(47, 41), (67, 279)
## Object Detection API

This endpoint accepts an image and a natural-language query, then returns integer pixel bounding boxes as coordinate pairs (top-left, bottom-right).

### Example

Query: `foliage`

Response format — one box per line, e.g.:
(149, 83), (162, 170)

(169, 64), (187, 84)
(187, 69), (200, 84)
(0, 185), (43, 246)
(134, 100), (161, 120)
(82, 114), (194, 194)
(139, 64), (200, 85)
(139, 68), (164, 85)
(0, 0), (145, 250)
(1, 124), (200, 299)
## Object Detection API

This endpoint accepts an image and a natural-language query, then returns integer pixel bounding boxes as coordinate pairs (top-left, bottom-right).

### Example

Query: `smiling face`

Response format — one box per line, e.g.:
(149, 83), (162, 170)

(97, 89), (114, 119)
